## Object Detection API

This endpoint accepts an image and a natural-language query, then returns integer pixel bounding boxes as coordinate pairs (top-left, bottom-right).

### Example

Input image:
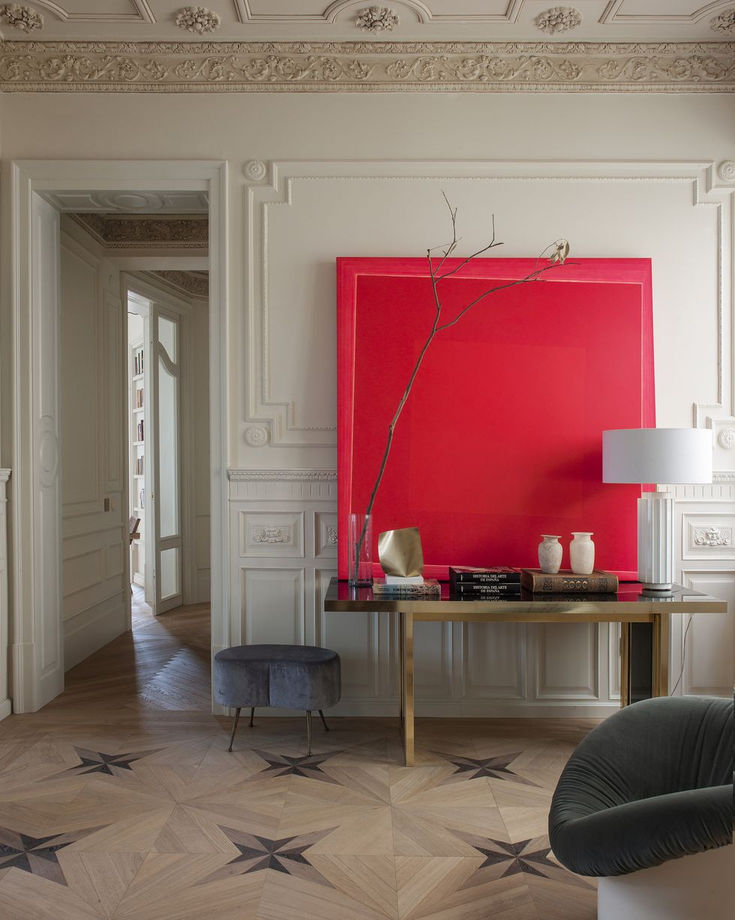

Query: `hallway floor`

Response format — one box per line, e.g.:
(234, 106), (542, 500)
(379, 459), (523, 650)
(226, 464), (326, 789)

(0, 598), (597, 919)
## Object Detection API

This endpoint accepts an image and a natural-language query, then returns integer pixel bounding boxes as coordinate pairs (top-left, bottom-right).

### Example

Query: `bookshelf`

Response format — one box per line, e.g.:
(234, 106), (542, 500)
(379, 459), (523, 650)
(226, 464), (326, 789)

(129, 341), (146, 588)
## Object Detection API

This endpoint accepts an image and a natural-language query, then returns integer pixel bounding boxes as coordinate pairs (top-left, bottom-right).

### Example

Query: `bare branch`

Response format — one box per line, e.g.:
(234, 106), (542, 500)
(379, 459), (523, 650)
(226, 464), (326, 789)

(350, 197), (570, 582)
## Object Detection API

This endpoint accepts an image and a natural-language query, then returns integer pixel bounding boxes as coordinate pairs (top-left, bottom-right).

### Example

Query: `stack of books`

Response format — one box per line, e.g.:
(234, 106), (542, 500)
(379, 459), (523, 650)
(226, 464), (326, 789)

(520, 569), (619, 594)
(448, 566), (521, 598)
(372, 575), (441, 597)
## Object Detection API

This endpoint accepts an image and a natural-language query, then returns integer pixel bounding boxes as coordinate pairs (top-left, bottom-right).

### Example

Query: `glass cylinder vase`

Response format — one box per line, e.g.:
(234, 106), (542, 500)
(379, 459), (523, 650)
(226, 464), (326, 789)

(348, 512), (373, 586)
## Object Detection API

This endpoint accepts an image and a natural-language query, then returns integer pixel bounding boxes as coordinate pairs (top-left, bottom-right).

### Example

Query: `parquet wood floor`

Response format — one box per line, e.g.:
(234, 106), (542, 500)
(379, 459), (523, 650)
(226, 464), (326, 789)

(0, 590), (599, 919)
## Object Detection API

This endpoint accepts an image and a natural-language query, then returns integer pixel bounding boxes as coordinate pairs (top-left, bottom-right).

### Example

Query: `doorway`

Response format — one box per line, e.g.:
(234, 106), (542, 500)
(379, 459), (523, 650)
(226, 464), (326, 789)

(9, 160), (228, 713)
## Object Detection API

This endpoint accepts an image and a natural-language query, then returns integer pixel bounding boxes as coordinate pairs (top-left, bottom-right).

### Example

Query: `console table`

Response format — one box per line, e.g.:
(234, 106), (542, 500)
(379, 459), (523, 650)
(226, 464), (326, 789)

(324, 579), (726, 766)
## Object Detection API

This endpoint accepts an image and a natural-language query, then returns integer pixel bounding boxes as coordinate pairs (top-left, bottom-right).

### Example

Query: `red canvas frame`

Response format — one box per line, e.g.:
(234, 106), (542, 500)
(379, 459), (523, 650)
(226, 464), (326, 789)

(337, 257), (655, 580)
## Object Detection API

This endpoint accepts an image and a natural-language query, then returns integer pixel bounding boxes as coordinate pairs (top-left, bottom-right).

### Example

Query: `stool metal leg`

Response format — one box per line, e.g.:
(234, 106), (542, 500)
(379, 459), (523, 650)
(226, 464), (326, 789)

(306, 710), (313, 756)
(249, 706), (255, 727)
(228, 707), (242, 752)
(318, 709), (329, 732)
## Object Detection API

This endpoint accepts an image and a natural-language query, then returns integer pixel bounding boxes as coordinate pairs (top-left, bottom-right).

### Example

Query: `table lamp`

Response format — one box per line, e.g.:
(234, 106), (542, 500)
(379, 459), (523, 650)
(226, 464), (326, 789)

(602, 428), (712, 591)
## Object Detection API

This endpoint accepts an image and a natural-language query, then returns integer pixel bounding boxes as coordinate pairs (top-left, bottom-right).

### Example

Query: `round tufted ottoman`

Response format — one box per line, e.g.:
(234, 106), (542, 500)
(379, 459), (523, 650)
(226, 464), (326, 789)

(213, 644), (341, 755)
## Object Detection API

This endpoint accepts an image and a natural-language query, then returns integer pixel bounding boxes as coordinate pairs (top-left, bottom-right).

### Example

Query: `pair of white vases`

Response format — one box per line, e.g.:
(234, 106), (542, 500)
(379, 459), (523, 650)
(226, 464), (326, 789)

(538, 533), (595, 575)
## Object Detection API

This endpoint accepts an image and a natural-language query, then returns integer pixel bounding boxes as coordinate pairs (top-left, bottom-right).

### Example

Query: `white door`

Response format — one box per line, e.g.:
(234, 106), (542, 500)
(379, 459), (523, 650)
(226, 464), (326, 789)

(149, 306), (183, 614)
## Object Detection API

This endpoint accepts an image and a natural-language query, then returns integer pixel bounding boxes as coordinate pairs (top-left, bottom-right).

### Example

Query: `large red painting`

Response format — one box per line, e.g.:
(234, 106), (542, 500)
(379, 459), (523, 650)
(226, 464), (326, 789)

(337, 257), (654, 580)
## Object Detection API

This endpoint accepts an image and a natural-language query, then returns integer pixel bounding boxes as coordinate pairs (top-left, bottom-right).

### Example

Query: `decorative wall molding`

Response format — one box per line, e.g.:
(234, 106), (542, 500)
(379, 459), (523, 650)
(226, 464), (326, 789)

(243, 159), (267, 181)
(0, 41), (734, 92)
(711, 8), (735, 34)
(718, 160), (735, 182)
(234, 1), (524, 27)
(29, 1), (155, 24)
(600, 1), (733, 25)
(355, 6), (400, 33)
(534, 7), (582, 35)
(0, 4), (44, 32)
(175, 6), (220, 35)
(228, 469), (337, 481)
(245, 158), (732, 448)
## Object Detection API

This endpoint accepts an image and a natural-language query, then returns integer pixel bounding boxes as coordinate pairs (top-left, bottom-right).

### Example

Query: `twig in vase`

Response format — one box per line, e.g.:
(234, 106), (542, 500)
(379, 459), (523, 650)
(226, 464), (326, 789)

(351, 196), (571, 582)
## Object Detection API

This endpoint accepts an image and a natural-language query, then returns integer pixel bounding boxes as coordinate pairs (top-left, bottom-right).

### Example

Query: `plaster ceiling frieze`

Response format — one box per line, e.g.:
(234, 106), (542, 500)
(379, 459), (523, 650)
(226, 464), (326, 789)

(174, 6), (221, 35)
(535, 7), (582, 35)
(711, 8), (735, 33)
(146, 269), (209, 296)
(70, 212), (208, 248)
(0, 4), (43, 31)
(0, 40), (734, 91)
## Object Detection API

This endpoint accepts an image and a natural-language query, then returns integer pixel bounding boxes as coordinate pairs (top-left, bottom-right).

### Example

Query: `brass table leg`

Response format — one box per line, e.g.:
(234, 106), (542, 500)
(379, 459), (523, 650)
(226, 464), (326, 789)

(652, 613), (670, 698)
(401, 611), (415, 767)
(398, 612), (405, 725)
(620, 623), (630, 708)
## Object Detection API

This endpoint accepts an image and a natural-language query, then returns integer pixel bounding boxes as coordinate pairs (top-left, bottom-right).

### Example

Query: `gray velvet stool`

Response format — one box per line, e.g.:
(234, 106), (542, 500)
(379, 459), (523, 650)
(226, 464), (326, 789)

(213, 644), (341, 755)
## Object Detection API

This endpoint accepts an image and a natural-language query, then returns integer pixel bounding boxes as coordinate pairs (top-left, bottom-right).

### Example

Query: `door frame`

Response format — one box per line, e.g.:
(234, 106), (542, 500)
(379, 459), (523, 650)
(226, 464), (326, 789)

(9, 160), (229, 712)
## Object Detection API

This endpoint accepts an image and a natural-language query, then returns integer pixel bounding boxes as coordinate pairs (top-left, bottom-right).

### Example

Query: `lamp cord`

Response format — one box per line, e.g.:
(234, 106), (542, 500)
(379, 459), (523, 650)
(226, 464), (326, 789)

(670, 615), (694, 696)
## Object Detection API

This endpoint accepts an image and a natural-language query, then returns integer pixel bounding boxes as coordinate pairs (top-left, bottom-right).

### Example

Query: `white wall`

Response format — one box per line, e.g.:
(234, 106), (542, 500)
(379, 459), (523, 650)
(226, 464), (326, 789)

(60, 220), (127, 669)
(2, 90), (734, 712)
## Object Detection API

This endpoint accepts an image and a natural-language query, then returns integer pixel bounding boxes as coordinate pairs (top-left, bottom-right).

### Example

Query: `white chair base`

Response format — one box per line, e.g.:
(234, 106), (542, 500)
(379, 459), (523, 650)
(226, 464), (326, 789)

(598, 843), (735, 920)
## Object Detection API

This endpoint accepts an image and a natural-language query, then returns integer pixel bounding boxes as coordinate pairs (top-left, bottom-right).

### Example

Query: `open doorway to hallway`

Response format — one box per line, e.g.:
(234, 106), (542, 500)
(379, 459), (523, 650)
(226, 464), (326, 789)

(58, 203), (211, 666)
(9, 160), (226, 715)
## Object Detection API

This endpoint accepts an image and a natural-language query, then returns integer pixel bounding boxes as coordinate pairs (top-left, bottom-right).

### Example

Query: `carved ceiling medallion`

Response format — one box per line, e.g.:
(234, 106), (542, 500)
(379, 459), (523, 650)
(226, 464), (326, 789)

(0, 3), (43, 31)
(356, 6), (399, 33)
(535, 7), (582, 35)
(711, 9), (735, 34)
(175, 6), (221, 35)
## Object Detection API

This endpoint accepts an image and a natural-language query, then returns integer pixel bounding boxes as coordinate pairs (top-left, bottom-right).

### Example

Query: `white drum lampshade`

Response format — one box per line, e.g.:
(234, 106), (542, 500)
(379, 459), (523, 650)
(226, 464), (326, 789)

(602, 429), (713, 590)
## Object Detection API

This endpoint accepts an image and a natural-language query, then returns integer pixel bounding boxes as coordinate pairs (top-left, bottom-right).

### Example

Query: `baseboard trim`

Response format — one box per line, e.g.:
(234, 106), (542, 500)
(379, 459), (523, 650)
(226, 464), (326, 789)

(64, 592), (128, 671)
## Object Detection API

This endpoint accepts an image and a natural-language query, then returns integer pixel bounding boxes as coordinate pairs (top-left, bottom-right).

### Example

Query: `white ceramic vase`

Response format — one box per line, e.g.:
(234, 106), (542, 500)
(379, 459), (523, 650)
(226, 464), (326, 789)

(570, 532), (595, 575)
(538, 535), (563, 574)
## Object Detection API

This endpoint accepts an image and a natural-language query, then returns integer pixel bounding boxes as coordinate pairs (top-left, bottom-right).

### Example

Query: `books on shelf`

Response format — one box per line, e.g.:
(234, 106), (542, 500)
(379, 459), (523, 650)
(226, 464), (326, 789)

(521, 569), (619, 594)
(449, 566), (521, 585)
(372, 578), (441, 597)
(133, 348), (144, 376)
(451, 581), (521, 597)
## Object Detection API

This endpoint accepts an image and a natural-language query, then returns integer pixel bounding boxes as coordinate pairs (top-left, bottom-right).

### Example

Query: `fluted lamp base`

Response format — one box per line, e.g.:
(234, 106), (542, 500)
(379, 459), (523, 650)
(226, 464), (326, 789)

(637, 491), (674, 592)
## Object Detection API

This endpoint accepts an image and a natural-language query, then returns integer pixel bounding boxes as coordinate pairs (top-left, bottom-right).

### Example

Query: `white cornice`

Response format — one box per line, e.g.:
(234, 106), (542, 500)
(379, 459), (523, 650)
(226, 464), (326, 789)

(0, 40), (733, 92)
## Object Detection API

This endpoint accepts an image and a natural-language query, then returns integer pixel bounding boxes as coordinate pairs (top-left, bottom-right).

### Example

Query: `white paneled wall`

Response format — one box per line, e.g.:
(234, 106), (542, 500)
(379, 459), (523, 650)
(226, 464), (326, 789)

(3, 92), (735, 714)
(60, 223), (127, 669)
(673, 483), (735, 697)
(228, 472), (628, 716)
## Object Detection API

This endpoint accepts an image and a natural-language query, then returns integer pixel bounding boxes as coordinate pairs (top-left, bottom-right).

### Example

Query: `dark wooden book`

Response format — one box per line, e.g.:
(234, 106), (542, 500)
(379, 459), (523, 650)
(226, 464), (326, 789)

(521, 569), (619, 594)
(449, 566), (521, 584)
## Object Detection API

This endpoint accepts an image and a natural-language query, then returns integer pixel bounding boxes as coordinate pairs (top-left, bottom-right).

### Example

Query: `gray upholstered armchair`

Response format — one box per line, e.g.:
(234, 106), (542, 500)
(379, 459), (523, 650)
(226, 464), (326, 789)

(549, 695), (734, 920)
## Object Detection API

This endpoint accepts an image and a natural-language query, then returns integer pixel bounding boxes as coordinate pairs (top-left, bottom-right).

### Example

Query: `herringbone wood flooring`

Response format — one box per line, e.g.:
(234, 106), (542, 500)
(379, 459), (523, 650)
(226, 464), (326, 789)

(0, 590), (598, 919)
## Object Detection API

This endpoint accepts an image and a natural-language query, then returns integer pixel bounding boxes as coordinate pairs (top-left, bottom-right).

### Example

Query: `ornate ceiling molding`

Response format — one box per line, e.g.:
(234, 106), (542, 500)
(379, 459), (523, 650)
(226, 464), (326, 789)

(69, 212), (208, 248)
(0, 40), (733, 91)
(146, 269), (209, 296)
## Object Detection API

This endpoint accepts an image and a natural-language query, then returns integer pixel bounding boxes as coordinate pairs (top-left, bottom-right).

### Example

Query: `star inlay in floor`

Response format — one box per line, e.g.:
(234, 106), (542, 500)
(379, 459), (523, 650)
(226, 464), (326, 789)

(200, 826), (335, 886)
(252, 749), (343, 783)
(64, 746), (160, 777)
(441, 752), (538, 785)
(0, 826), (103, 886)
